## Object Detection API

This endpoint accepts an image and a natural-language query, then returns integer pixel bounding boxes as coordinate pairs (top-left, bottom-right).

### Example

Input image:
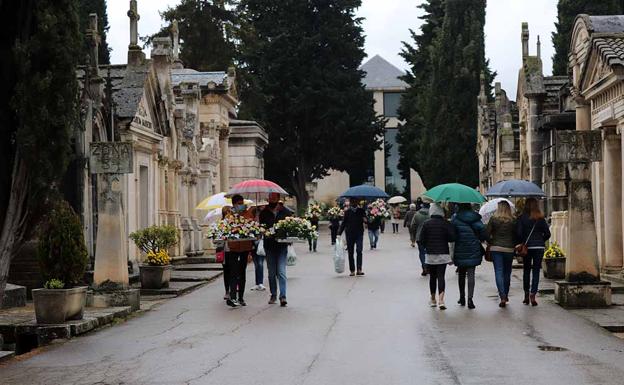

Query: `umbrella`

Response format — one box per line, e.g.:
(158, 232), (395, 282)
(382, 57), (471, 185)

(485, 179), (545, 198)
(340, 184), (389, 199)
(423, 183), (486, 204)
(203, 208), (223, 224)
(227, 179), (289, 198)
(388, 196), (407, 204)
(479, 198), (515, 224)
(196, 192), (253, 210)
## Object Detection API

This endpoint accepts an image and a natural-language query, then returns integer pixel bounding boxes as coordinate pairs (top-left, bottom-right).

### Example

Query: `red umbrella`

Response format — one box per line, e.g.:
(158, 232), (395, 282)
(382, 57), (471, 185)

(226, 179), (289, 198)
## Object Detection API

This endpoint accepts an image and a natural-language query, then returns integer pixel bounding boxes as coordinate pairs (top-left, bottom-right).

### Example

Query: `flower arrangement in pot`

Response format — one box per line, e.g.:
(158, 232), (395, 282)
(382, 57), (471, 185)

(542, 242), (566, 279)
(269, 217), (318, 243)
(130, 225), (178, 289)
(33, 200), (90, 324)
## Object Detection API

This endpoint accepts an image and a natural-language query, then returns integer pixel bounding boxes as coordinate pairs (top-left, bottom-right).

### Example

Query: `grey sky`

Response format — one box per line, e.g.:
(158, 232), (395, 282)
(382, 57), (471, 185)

(107, 0), (559, 100)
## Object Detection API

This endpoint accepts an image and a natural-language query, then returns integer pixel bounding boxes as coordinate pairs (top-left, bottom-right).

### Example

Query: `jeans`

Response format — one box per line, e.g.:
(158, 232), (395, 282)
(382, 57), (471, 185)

(225, 251), (247, 300)
(253, 251), (264, 286)
(266, 247), (288, 299)
(368, 229), (379, 249)
(523, 249), (544, 294)
(392, 223), (399, 233)
(428, 264), (447, 295)
(457, 266), (476, 299)
(492, 251), (514, 299)
(308, 237), (317, 251)
(417, 243), (426, 268)
(346, 233), (364, 272)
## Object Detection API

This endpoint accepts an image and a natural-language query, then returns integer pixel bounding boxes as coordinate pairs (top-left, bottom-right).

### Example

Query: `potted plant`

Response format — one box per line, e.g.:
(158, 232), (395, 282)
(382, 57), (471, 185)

(130, 225), (178, 289)
(33, 201), (90, 324)
(543, 242), (566, 279)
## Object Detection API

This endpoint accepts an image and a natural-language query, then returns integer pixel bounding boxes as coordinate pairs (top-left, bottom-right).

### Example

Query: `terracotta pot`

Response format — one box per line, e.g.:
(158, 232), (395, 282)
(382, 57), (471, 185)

(140, 265), (172, 289)
(32, 286), (87, 324)
(542, 257), (566, 279)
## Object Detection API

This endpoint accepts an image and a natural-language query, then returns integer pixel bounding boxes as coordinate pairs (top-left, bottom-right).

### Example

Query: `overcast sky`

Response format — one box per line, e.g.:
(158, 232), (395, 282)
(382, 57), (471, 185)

(107, 0), (558, 100)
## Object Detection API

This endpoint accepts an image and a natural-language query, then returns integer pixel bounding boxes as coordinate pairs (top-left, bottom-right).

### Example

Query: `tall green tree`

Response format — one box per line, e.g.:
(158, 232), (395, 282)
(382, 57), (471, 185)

(238, 0), (384, 210)
(153, 0), (237, 71)
(78, 0), (110, 64)
(552, 0), (622, 75)
(0, 0), (81, 300)
(398, 0), (492, 188)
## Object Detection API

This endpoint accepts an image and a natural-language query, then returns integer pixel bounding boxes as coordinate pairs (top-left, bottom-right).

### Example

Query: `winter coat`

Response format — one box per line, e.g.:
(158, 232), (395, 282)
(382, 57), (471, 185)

(404, 208), (418, 228)
(516, 214), (551, 249)
(411, 207), (430, 239)
(451, 210), (487, 267)
(259, 206), (293, 252)
(339, 207), (367, 237)
(418, 215), (456, 255)
(486, 217), (517, 250)
(367, 216), (382, 231)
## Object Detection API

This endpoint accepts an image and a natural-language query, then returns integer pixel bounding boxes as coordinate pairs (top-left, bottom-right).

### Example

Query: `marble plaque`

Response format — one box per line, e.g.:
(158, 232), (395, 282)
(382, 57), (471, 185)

(89, 142), (133, 174)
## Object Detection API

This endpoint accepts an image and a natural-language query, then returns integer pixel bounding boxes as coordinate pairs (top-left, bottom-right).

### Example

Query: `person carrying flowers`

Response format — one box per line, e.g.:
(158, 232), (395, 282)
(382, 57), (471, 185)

(338, 198), (367, 276)
(327, 206), (344, 245)
(306, 203), (322, 252)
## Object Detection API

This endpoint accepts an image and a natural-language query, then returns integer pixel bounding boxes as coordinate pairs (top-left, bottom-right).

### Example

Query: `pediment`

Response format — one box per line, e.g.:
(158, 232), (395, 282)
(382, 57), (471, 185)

(581, 51), (613, 92)
(132, 91), (156, 133)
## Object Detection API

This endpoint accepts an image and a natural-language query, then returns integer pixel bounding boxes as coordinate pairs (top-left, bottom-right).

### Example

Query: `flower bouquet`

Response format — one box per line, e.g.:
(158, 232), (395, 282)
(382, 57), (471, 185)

(306, 203), (322, 219)
(206, 215), (264, 244)
(544, 242), (565, 259)
(367, 199), (390, 221)
(326, 206), (344, 221)
(270, 217), (318, 243)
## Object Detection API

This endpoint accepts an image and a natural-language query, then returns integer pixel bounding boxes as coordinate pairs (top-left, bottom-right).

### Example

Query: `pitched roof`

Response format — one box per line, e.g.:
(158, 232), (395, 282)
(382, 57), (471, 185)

(360, 55), (407, 90)
(586, 15), (624, 34)
(171, 68), (227, 88)
(593, 36), (624, 67)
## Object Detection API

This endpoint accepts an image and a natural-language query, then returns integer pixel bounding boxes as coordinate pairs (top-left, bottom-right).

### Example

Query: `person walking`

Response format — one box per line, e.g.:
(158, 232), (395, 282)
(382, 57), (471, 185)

(411, 203), (430, 276)
(308, 213), (319, 252)
(367, 214), (382, 250)
(220, 206), (233, 301)
(259, 193), (293, 307)
(404, 203), (419, 247)
(418, 203), (456, 309)
(250, 204), (267, 292)
(486, 201), (517, 307)
(338, 198), (367, 276)
(391, 206), (401, 233)
(516, 197), (551, 306)
(451, 203), (487, 309)
(224, 195), (255, 308)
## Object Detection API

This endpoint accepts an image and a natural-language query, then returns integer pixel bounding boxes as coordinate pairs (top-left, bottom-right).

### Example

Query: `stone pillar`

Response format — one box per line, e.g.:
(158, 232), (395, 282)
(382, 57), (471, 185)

(528, 97), (543, 186)
(603, 127), (623, 272)
(219, 129), (230, 191)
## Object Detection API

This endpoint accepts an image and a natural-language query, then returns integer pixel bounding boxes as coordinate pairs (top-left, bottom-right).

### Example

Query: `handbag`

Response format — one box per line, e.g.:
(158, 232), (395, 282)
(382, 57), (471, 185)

(256, 239), (266, 257)
(515, 221), (537, 257)
(216, 250), (225, 264)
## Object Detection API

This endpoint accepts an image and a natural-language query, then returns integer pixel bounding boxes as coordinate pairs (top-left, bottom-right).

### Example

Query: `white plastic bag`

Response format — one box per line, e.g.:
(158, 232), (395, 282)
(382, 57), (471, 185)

(257, 239), (266, 257)
(287, 245), (297, 266)
(334, 239), (346, 274)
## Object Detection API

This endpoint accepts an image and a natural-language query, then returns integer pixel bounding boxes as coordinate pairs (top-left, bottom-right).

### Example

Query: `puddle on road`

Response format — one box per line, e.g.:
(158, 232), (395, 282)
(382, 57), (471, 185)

(538, 345), (568, 352)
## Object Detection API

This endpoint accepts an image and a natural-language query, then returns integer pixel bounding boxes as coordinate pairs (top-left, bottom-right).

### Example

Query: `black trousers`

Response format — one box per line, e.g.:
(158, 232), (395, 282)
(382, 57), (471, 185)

(330, 225), (339, 244)
(225, 251), (248, 300)
(427, 264), (447, 295)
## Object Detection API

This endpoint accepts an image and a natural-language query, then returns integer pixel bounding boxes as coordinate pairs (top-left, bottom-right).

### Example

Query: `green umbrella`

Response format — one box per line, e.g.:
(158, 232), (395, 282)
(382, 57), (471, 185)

(423, 183), (486, 204)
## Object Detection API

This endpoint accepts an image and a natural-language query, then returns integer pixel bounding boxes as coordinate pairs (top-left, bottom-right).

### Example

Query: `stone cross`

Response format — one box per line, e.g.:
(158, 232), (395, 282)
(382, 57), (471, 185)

(128, 0), (140, 48)
(86, 14), (100, 76)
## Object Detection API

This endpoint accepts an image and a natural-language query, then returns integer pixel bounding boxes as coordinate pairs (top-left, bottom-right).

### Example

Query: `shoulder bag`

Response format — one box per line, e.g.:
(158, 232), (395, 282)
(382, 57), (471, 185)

(515, 221), (537, 258)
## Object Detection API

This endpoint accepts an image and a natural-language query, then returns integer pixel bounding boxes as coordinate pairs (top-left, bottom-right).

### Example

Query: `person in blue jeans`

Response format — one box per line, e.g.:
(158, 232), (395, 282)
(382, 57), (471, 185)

(516, 198), (551, 306)
(259, 193), (293, 307)
(486, 201), (517, 307)
(338, 198), (367, 276)
(250, 246), (266, 291)
(367, 215), (381, 249)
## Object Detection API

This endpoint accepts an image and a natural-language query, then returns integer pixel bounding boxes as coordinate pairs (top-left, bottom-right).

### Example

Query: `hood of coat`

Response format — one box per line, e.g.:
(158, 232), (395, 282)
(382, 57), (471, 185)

(429, 203), (445, 217)
(455, 209), (482, 224)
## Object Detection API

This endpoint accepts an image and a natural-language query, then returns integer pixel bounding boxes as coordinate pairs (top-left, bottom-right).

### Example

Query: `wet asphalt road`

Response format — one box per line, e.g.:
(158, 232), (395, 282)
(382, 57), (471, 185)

(1, 231), (624, 385)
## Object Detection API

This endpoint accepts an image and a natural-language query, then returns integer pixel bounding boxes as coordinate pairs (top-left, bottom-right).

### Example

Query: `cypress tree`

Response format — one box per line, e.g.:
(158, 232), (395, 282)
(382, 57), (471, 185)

(238, 0), (384, 210)
(0, 0), (82, 299)
(552, 0), (622, 75)
(78, 0), (111, 64)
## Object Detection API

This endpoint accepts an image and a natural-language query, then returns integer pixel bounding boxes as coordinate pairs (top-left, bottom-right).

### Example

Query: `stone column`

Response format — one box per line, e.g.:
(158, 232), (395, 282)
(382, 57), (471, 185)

(219, 129), (230, 191)
(603, 127), (623, 272)
(528, 97), (543, 186)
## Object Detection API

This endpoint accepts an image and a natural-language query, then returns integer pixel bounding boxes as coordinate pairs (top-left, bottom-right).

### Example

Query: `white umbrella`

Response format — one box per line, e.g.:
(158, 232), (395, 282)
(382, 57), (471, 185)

(196, 192), (253, 210)
(203, 208), (223, 224)
(388, 196), (407, 204)
(479, 198), (515, 224)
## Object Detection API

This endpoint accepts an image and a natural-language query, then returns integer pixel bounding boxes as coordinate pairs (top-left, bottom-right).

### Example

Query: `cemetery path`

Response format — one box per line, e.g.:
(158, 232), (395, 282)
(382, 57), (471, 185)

(1, 231), (624, 385)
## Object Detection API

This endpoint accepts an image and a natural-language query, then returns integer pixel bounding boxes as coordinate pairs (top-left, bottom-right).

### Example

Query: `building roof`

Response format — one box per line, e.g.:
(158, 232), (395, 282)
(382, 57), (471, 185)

(360, 55), (407, 90)
(585, 15), (624, 34)
(171, 68), (227, 88)
(593, 36), (624, 67)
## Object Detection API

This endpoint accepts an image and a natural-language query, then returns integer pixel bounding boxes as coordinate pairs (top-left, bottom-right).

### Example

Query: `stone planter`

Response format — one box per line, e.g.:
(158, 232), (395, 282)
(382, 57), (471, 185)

(542, 257), (566, 279)
(32, 286), (87, 324)
(140, 265), (172, 289)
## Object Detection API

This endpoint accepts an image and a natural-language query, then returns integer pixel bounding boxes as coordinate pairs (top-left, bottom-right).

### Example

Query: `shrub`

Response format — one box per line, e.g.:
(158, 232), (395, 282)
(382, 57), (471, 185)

(129, 225), (178, 255)
(37, 200), (89, 288)
(44, 279), (65, 289)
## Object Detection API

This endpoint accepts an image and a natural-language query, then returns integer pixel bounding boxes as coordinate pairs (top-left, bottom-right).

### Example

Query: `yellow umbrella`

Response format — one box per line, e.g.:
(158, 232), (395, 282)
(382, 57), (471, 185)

(196, 192), (253, 210)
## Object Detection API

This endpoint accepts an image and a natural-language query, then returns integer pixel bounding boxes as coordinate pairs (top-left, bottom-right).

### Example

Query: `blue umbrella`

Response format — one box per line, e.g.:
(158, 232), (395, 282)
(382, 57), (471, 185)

(340, 184), (389, 199)
(485, 180), (545, 198)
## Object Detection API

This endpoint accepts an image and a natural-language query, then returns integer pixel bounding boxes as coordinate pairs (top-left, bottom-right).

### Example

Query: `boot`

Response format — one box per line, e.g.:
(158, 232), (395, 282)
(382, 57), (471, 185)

(530, 293), (538, 306)
(458, 297), (466, 306)
(467, 298), (475, 309)
(523, 292), (530, 305)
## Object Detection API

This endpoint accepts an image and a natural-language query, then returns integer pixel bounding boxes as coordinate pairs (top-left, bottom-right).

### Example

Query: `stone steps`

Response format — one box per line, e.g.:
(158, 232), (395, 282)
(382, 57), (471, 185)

(173, 263), (223, 271)
(171, 270), (222, 282)
(172, 256), (217, 265)
(0, 350), (14, 363)
(137, 280), (213, 296)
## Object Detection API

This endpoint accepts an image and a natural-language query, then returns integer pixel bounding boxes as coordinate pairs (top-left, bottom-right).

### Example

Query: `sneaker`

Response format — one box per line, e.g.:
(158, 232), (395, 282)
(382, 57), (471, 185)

(429, 298), (437, 307)
(250, 285), (260, 291)
(349, 271), (355, 276)
(226, 298), (240, 308)
(268, 295), (277, 304)
(356, 270), (365, 276)
(258, 284), (266, 291)
(280, 297), (288, 307)
(238, 299), (247, 306)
